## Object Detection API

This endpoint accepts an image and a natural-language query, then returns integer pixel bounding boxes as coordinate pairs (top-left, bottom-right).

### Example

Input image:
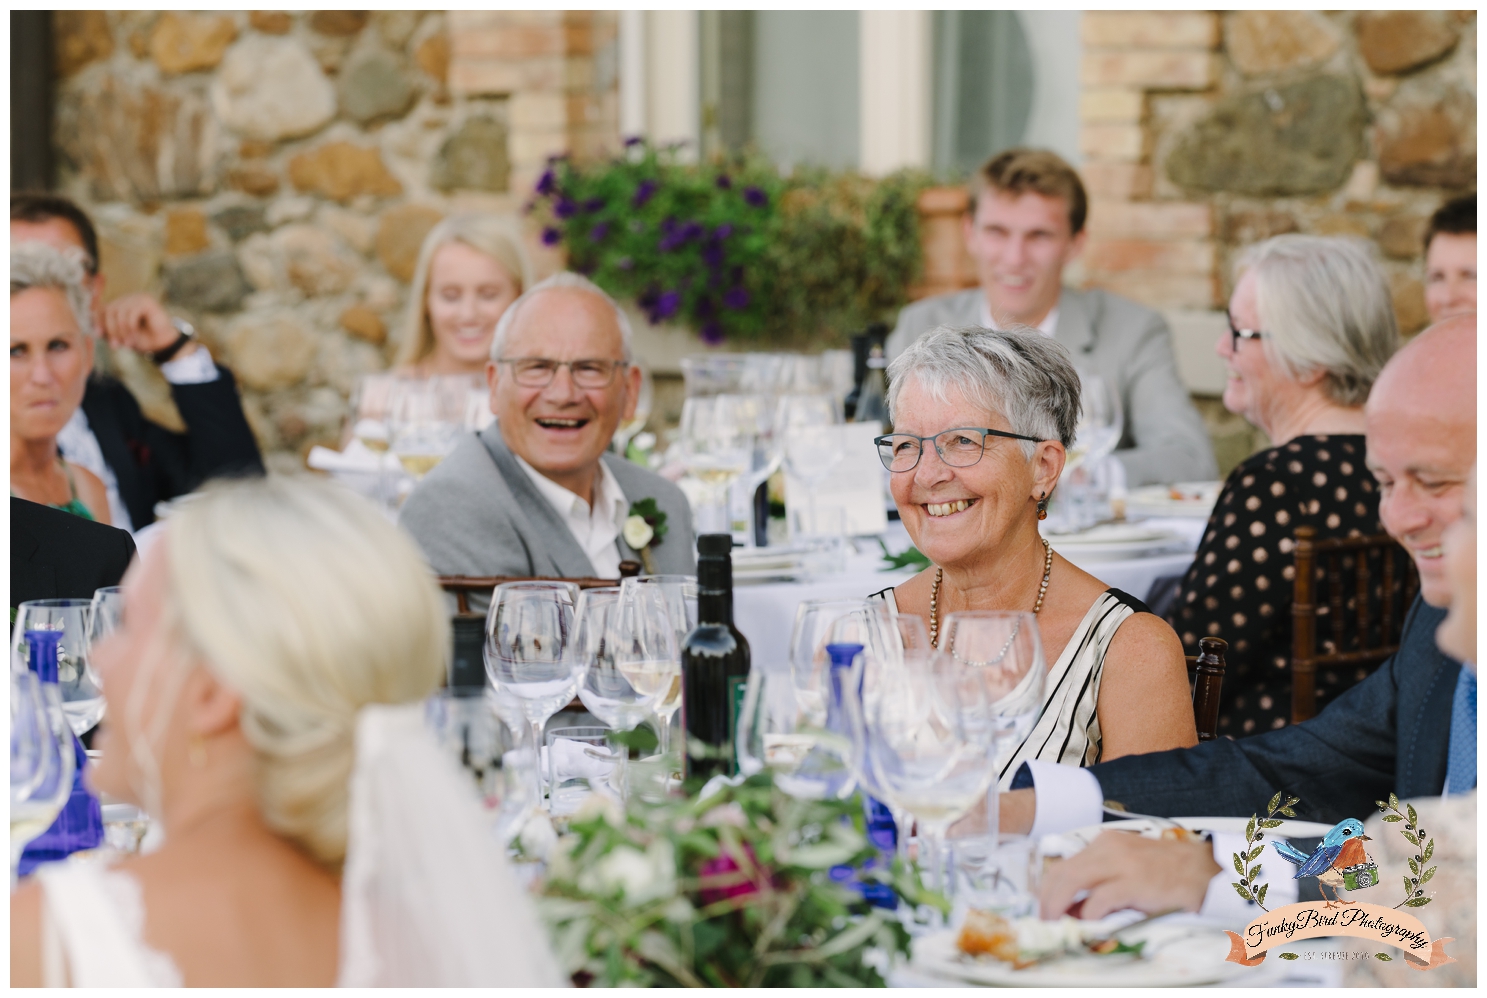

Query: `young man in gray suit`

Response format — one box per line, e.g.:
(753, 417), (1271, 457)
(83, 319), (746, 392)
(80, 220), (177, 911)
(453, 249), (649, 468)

(401, 273), (695, 597)
(885, 149), (1216, 487)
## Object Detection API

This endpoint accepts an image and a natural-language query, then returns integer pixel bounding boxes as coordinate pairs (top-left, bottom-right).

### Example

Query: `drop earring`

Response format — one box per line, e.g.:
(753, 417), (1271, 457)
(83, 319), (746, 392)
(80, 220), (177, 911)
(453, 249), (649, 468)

(1037, 492), (1049, 520)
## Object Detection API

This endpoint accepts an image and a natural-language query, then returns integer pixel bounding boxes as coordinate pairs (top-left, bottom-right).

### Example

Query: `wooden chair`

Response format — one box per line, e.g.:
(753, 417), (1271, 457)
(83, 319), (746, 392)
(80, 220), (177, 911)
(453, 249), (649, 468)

(1290, 526), (1417, 724)
(440, 560), (642, 615)
(1186, 637), (1228, 742)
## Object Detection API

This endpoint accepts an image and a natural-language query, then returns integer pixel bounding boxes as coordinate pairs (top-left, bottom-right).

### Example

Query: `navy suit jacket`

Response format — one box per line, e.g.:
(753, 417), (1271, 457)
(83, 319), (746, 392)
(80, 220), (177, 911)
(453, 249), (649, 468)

(1089, 597), (1458, 824)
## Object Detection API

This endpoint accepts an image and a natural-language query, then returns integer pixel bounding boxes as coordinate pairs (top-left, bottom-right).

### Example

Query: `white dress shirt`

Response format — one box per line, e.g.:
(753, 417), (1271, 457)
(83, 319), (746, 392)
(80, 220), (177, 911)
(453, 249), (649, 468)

(511, 453), (629, 578)
(979, 298), (1059, 338)
(54, 347), (220, 535)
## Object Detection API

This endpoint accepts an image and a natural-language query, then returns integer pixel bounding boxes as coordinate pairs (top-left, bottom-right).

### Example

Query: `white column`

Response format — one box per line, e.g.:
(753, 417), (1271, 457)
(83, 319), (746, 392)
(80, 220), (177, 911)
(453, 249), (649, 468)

(645, 10), (700, 161)
(618, 10), (647, 139)
(858, 10), (931, 176)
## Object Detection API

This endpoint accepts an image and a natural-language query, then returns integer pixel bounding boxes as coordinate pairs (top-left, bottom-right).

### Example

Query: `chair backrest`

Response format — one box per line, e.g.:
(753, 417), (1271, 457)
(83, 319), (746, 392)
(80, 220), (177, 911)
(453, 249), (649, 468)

(1186, 636), (1228, 742)
(1290, 526), (1417, 724)
(440, 561), (642, 615)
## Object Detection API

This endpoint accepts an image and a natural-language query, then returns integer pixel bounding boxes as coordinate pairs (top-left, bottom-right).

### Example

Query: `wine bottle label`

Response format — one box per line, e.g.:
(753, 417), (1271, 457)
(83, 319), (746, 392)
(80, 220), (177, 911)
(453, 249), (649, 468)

(726, 675), (749, 776)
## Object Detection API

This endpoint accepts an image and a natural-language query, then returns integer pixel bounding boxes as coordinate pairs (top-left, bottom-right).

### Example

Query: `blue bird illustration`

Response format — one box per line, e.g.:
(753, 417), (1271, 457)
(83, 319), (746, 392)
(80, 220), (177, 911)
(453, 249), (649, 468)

(1273, 818), (1373, 907)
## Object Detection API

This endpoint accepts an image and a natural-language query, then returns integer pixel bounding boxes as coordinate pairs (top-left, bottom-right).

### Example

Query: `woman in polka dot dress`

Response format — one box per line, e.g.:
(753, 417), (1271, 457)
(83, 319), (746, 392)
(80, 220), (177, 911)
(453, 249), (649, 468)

(1168, 235), (1402, 736)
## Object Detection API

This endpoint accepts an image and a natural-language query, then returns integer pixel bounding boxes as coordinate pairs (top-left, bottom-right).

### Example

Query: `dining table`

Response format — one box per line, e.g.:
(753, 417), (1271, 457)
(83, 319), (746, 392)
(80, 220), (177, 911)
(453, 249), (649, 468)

(733, 514), (1208, 673)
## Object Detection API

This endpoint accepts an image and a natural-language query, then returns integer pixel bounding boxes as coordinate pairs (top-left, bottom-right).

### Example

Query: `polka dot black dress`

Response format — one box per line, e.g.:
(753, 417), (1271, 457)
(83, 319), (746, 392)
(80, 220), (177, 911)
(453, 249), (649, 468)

(1167, 435), (1387, 737)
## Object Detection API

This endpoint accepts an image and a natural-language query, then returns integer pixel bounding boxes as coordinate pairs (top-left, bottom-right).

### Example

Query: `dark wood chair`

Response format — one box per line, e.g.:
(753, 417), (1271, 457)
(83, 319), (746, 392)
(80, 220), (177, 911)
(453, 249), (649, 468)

(1186, 636), (1228, 742)
(1290, 526), (1417, 724)
(440, 560), (642, 615)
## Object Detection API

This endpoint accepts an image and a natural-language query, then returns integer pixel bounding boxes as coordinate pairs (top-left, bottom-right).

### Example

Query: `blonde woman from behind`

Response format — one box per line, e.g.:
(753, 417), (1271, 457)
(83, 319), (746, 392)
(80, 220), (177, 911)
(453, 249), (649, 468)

(10, 476), (560, 987)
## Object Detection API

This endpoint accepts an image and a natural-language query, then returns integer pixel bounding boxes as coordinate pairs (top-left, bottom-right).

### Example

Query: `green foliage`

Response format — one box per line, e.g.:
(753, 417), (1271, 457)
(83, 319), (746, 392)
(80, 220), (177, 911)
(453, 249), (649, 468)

(532, 771), (942, 987)
(877, 538), (931, 572)
(1233, 795), (1299, 910)
(1279, 952), (1300, 961)
(1375, 797), (1436, 909)
(533, 142), (930, 347)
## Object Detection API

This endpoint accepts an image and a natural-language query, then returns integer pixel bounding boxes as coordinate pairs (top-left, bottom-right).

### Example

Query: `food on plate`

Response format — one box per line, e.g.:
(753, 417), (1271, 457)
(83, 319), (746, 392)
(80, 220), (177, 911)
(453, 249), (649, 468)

(955, 908), (1144, 969)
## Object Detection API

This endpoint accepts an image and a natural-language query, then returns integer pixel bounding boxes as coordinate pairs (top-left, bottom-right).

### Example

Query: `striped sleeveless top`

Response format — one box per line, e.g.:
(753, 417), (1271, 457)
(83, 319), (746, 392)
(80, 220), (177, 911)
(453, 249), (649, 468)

(870, 587), (1149, 789)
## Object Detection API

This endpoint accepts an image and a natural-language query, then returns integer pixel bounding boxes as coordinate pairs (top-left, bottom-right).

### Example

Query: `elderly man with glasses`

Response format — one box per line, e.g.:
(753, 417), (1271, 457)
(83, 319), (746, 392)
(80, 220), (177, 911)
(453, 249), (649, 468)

(401, 273), (695, 597)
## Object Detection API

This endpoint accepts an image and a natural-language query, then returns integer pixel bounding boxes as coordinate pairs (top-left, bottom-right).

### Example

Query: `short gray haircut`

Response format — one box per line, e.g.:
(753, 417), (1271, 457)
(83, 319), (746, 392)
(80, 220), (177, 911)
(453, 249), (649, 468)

(886, 325), (1082, 456)
(489, 271), (634, 362)
(11, 241), (95, 338)
(1237, 235), (1400, 406)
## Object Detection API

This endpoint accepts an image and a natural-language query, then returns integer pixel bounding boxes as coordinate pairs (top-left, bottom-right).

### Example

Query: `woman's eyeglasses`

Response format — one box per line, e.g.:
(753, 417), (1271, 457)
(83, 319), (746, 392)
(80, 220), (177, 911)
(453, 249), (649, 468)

(874, 426), (1042, 473)
(498, 357), (627, 389)
(1226, 312), (1266, 352)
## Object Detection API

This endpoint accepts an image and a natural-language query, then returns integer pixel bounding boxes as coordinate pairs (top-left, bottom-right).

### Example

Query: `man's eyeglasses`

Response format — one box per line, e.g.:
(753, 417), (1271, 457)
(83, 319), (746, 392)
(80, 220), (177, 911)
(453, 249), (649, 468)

(498, 357), (627, 389)
(1226, 312), (1266, 352)
(874, 426), (1042, 473)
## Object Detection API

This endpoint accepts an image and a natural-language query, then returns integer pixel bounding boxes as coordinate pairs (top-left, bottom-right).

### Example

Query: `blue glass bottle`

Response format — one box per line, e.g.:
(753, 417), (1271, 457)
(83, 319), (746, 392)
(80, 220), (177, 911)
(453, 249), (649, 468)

(823, 642), (898, 909)
(20, 630), (103, 875)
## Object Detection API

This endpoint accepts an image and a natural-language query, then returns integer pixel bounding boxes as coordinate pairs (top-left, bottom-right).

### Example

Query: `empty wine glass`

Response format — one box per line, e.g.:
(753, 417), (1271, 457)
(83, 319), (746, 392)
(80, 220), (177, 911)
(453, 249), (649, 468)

(778, 394), (844, 538)
(1065, 371), (1124, 473)
(13, 600), (103, 737)
(575, 588), (660, 733)
(679, 395), (755, 533)
(11, 671), (75, 886)
(865, 650), (997, 893)
(425, 690), (534, 845)
(621, 577), (701, 758)
(483, 582), (580, 803)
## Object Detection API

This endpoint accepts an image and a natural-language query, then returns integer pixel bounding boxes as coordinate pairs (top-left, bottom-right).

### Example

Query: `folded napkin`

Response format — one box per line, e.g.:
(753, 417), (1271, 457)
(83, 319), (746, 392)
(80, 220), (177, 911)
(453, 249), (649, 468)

(542, 738), (619, 781)
(307, 438), (403, 474)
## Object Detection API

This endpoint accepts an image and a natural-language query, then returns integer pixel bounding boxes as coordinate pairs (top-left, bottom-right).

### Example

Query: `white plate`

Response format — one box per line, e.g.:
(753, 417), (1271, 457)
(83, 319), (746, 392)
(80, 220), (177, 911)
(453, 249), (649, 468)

(1126, 481), (1223, 519)
(1046, 525), (1187, 561)
(910, 917), (1249, 988)
(732, 566), (803, 584)
(1048, 815), (1334, 854)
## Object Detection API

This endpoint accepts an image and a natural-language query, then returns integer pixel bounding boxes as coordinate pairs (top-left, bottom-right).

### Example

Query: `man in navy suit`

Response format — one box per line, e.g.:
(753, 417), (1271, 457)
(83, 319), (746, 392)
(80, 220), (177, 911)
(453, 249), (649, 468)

(994, 315), (1474, 919)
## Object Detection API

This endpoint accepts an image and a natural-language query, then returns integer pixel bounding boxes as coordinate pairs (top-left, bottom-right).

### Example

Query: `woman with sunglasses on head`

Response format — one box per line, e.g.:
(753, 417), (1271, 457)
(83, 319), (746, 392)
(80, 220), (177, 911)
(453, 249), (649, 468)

(1169, 235), (1400, 737)
(873, 326), (1196, 777)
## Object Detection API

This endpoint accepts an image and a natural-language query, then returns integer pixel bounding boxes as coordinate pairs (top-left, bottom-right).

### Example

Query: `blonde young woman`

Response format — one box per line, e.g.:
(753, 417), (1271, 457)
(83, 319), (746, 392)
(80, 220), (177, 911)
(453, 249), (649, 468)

(10, 244), (111, 524)
(10, 477), (558, 987)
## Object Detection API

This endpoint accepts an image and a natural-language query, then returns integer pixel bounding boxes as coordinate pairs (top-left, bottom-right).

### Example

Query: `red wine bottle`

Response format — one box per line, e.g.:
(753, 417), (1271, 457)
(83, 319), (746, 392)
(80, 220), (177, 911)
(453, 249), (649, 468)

(682, 534), (751, 781)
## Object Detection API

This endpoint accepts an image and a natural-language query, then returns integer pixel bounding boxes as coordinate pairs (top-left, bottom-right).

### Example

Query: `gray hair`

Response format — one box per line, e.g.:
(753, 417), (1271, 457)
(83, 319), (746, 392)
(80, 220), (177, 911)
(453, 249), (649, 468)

(1237, 235), (1400, 406)
(886, 325), (1082, 455)
(489, 271), (634, 362)
(10, 241), (95, 338)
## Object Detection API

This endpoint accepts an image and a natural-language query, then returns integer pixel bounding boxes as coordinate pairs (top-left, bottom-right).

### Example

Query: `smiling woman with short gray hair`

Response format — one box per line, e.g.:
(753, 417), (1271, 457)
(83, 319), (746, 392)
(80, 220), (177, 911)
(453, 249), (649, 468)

(873, 325), (1197, 781)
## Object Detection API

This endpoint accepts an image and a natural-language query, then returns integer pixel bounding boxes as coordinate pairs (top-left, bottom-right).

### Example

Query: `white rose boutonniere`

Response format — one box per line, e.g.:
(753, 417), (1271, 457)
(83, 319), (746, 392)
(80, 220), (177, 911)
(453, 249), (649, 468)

(624, 499), (668, 573)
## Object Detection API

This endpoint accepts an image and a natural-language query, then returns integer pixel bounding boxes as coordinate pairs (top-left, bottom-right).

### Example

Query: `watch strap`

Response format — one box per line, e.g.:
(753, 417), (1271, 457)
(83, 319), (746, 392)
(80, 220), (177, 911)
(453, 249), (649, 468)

(152, 318), (196, 365)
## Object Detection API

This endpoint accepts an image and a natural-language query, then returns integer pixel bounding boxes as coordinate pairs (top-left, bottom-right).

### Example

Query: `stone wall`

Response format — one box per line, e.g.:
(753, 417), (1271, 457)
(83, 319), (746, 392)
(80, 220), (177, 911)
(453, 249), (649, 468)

(47, 11), (619, 472)
(1079, 9), (1476, 334)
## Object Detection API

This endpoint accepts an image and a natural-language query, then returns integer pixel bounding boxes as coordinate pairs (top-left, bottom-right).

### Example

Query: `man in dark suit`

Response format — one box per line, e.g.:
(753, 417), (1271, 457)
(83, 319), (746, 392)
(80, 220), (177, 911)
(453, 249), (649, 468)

(11, 497), (136, 608)
(990, 316), (1474, 921)
(11, 194), (263, 531)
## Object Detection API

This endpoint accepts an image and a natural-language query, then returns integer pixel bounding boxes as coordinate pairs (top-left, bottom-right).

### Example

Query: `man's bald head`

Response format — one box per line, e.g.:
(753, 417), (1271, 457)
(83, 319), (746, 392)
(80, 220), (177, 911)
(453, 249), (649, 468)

(1365, 314), (1476, 606)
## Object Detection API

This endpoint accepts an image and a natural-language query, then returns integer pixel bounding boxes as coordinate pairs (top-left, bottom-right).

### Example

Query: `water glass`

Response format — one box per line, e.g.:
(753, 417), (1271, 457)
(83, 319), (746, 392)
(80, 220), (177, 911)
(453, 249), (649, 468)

(425, 690), (534, 845)
(13, 599), (104, 737)
(737, 666), (856, 800)
(545, 726), (623, 817)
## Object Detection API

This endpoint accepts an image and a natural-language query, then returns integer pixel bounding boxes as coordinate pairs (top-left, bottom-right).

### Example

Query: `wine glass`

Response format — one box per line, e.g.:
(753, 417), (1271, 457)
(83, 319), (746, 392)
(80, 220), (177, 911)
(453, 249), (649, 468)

(482, 582), (580, 802)
(425, 690), (534, 845)
(737, 663), (857, 801)
(613, 359), (653, 457)
(389, 379), (462, 479)
(13, 599), (103, 737)
(939, 610), (1048, 908)
(680, 353), (747, 397)
(777, 394), (844, 538)
(1060, 371), (1125, 531)
(679, 395), (755, 534)
(11, 671), (75, 886)
(864, 650), (997, 893)
(575, 588), (661, 734)
(612, 577), (692, 758)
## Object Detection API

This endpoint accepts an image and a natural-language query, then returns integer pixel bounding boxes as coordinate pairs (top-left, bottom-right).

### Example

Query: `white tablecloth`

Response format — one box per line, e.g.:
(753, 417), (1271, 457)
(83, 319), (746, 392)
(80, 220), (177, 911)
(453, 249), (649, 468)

(733, 517), (1204, 673)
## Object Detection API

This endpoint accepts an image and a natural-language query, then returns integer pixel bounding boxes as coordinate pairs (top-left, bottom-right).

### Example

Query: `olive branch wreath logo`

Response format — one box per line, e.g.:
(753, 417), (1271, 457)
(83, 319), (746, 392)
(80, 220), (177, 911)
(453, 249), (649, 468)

(1230, 792), (1438, 913)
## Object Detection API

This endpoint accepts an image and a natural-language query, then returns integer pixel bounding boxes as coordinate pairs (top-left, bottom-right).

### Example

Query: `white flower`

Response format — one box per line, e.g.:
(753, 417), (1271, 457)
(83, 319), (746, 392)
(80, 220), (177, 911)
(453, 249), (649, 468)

(623, 514), (655, 549)
(578, 839), (676, 907)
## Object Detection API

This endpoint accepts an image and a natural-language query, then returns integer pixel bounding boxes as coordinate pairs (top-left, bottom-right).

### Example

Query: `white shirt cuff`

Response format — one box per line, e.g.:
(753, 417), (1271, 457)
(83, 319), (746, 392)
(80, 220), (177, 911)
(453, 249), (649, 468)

(1023, 759), (1105, 837)
(1199, 832), (1299, 925)
(160, 346), (218, 385)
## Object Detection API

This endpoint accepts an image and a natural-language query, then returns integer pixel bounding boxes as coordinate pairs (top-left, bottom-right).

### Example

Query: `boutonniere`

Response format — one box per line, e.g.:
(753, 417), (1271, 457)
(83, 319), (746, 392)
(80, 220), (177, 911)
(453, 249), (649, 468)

(624, 498), (669, 573)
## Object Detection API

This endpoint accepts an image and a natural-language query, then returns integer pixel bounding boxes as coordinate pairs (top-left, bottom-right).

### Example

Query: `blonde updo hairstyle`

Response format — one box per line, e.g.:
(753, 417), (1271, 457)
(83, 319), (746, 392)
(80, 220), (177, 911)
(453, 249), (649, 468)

(394, 212), (533, 369)
(162, 476), (448, 867)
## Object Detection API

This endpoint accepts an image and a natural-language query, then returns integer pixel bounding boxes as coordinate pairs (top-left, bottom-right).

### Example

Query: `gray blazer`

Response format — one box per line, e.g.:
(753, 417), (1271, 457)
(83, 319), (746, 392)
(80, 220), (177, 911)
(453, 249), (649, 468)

(885, 287), (1218, 487)
(400, 426), (696, 586)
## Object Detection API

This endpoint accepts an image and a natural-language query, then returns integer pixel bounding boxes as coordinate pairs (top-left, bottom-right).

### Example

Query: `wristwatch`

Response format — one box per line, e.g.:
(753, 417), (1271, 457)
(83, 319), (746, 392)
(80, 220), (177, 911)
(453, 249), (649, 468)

(152, 317), (197, 365)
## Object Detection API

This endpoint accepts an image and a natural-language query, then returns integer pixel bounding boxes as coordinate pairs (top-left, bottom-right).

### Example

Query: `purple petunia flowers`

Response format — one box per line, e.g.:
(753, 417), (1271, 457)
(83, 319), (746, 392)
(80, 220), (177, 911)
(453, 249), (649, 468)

(541, 227), (562, 246)
(633, 179), (659, 208)
(743, 186), (768, 208)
